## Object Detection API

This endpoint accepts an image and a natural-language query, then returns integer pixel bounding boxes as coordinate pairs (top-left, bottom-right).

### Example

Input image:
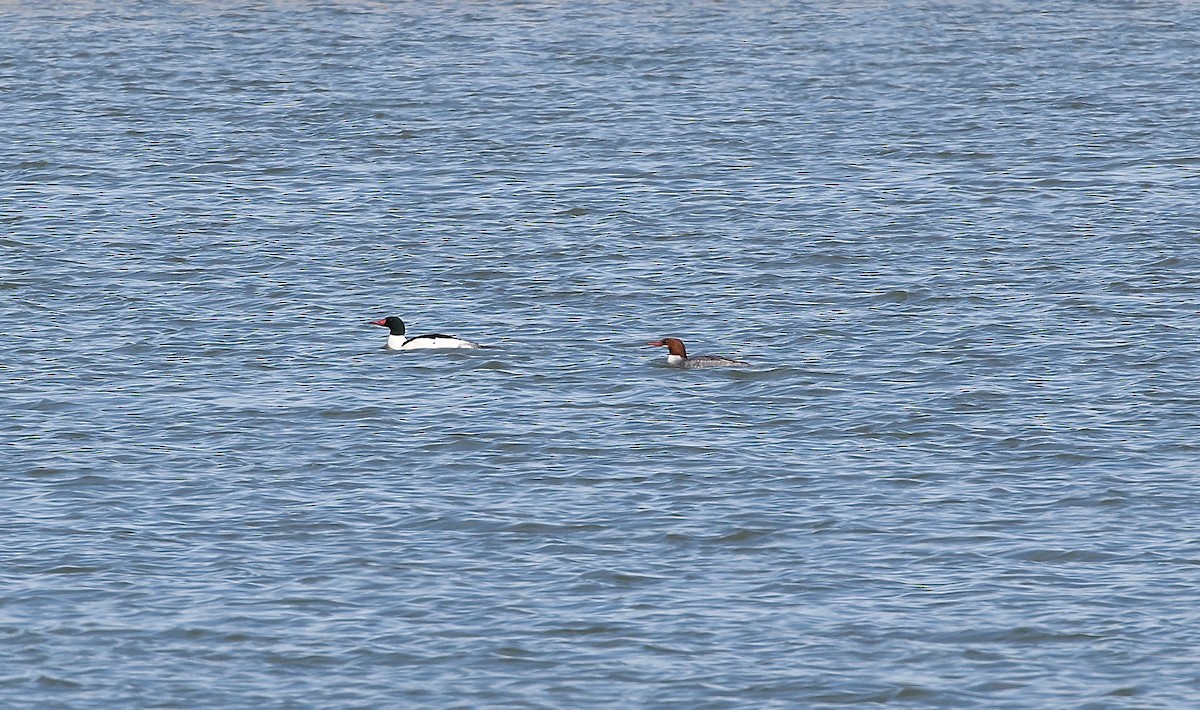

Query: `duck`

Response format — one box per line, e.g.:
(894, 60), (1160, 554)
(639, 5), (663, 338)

(647, 337), (750, 368)
(370, 316), (482, 350)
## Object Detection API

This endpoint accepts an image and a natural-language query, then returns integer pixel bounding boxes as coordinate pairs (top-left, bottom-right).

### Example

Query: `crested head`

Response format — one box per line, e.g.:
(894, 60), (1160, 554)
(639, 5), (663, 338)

(647, 337), (687, 358)
(370, 316), (407, 336)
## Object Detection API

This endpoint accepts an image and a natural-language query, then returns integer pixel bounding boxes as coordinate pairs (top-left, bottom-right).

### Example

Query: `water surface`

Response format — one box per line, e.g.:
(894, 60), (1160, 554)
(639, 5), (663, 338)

(3, 1), (1200, 706)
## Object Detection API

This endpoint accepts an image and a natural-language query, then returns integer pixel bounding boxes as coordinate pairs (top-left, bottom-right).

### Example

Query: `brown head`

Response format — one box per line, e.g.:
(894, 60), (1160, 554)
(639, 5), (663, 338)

(647, 337), (687, 357)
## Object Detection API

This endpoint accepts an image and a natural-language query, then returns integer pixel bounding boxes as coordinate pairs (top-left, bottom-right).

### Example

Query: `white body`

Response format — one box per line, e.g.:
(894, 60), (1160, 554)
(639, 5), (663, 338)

(388, 334), (481, 350)
(666, 353), (686, 367)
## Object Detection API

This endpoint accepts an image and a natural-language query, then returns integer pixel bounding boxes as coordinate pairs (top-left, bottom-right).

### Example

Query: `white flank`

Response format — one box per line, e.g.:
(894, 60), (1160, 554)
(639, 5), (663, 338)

(398, 336), (480, 350)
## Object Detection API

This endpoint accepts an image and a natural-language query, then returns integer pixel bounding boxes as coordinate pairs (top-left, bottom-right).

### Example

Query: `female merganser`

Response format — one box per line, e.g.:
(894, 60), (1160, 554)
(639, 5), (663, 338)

(370, 316), (482, 350)
(647, 337), (750, 368)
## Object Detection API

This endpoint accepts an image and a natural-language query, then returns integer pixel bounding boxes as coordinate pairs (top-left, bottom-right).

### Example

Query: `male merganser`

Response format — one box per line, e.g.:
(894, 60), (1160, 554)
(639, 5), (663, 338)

(647, 337), (750, 368)
(370, 316), (482, 350)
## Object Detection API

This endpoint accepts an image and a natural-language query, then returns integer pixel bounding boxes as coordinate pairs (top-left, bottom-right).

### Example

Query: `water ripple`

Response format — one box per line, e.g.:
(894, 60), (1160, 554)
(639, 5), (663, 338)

(4, 1), (1200, 707)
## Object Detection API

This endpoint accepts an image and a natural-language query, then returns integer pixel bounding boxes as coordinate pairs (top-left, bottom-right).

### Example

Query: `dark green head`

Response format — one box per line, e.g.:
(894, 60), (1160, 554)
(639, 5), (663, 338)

(369, 316), (406, 336)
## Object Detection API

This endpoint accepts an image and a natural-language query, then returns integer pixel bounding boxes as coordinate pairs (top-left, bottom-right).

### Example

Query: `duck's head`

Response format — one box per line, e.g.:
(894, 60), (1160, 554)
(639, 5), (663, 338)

(370, 316), (406, 336)
(647, 337), (687, 358)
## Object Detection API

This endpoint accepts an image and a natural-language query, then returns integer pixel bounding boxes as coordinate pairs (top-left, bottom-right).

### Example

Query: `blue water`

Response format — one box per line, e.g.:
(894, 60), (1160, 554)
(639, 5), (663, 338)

(4, 1), (1200, 706)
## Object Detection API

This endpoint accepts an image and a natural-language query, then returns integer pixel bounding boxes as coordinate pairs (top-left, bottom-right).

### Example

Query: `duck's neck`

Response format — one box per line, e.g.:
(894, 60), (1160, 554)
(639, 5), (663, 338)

(666, 353), (686, 366)
(386, 334), (410, 350)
